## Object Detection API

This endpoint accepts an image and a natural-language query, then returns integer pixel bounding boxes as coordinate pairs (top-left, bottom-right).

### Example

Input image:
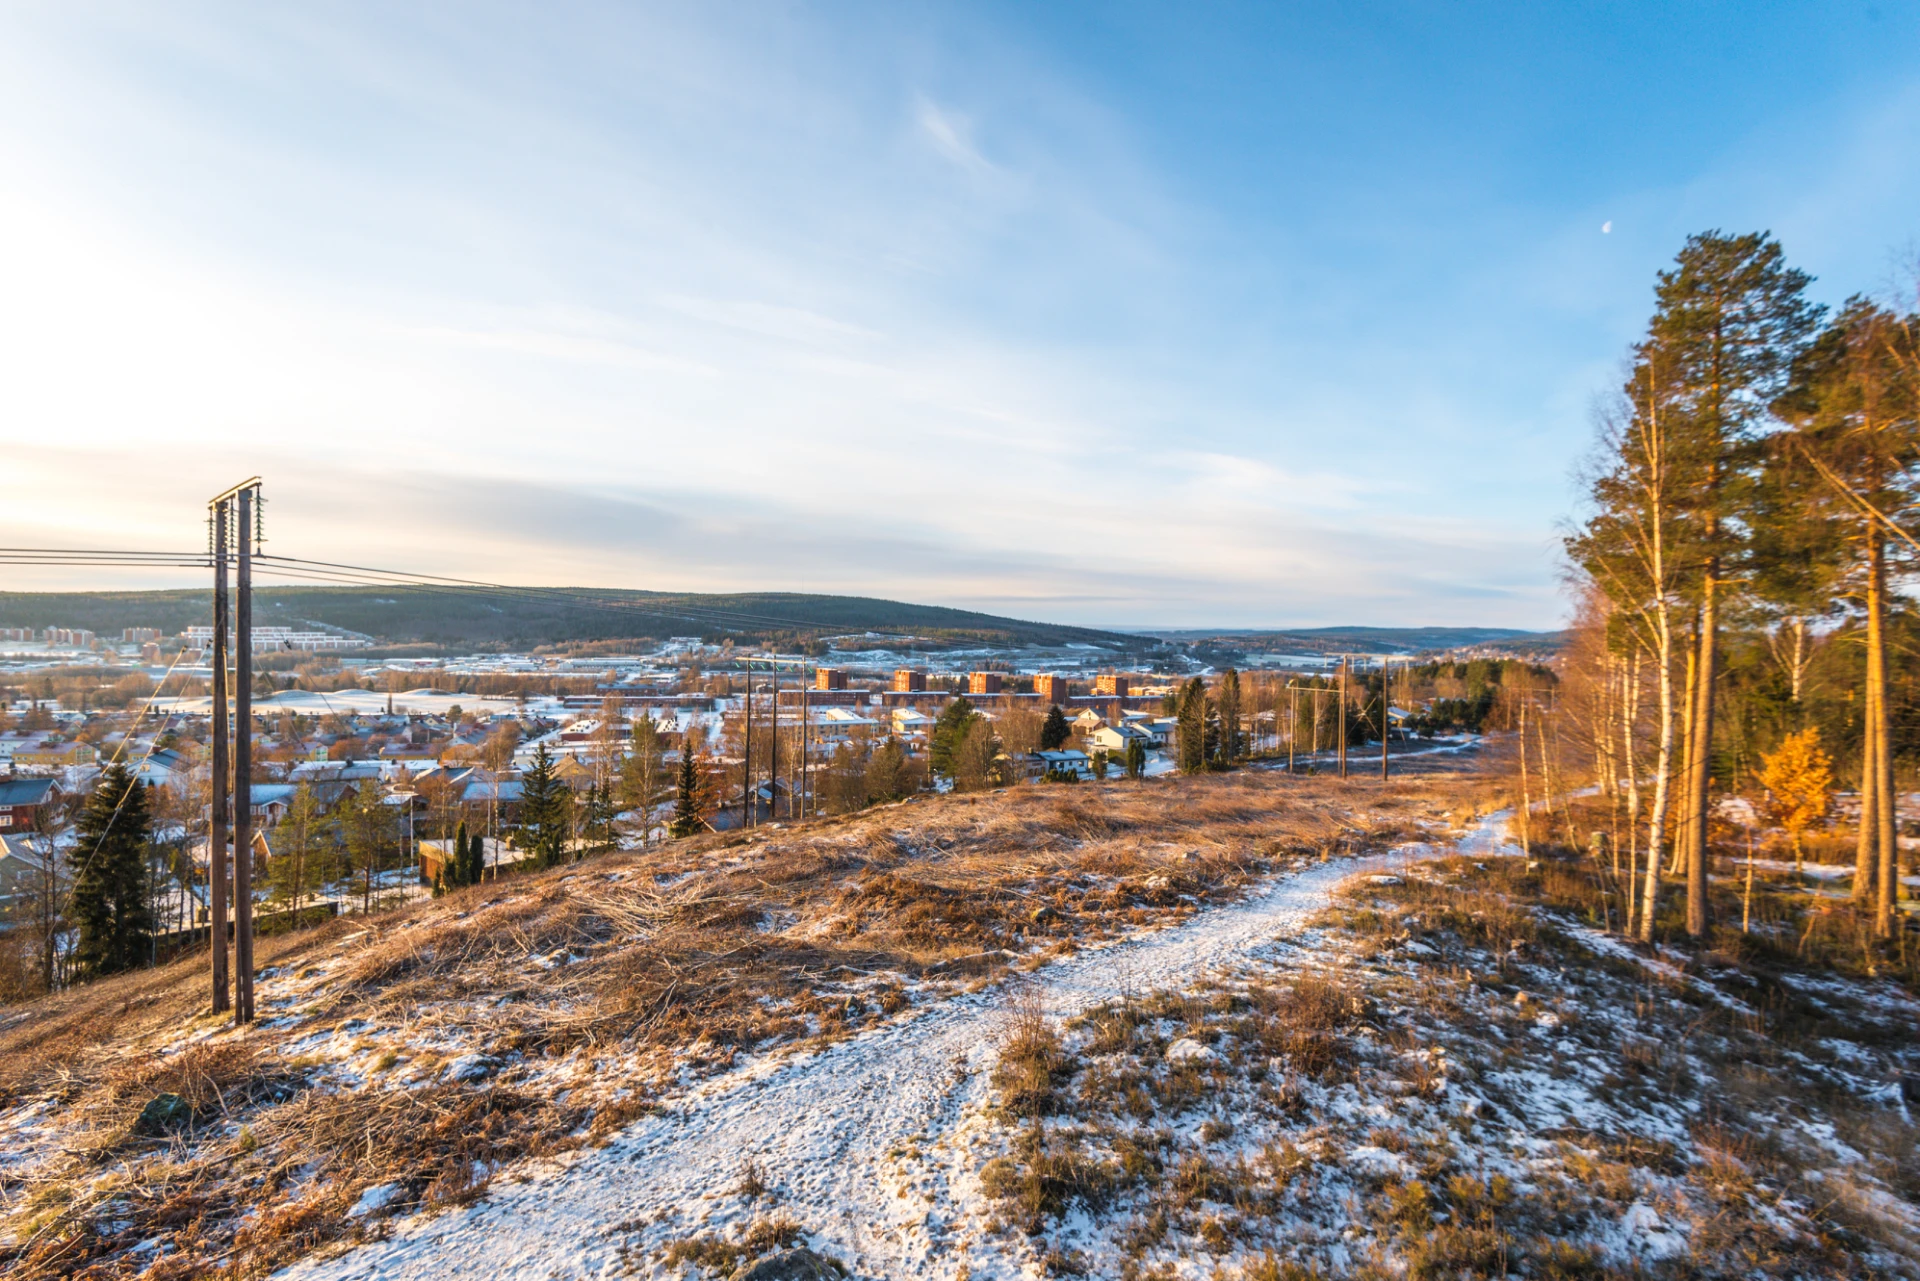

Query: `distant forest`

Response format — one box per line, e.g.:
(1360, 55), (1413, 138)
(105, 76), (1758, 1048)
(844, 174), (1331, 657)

(1166, 626), (1567, 658)
(0, 587), (1151, 653)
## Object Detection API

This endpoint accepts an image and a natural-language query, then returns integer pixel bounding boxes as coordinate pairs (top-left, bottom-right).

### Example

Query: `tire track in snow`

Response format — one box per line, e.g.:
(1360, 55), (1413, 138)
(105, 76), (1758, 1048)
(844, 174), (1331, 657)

(287, 814), (1517, 1281)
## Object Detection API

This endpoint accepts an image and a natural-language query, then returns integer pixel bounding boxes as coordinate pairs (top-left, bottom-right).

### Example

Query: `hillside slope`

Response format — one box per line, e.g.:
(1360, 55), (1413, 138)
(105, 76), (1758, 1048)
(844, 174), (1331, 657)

(0, 587), (1148, 651)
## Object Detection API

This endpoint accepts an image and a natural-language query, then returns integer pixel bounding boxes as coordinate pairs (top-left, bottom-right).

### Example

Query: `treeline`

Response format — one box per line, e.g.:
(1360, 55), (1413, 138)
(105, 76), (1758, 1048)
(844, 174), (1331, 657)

(1567, 230), (1920, 943)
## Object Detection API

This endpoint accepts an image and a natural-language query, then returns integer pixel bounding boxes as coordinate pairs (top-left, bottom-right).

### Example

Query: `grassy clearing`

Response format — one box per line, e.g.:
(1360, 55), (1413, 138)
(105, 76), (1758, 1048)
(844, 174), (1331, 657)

(0, 760), (1493, 1279)
(961, 847), (1920, 1280)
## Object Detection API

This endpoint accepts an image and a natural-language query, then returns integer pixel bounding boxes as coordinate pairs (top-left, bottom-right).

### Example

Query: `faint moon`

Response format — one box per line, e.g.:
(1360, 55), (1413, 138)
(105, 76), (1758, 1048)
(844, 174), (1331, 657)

(1602, 220), (1613, 234)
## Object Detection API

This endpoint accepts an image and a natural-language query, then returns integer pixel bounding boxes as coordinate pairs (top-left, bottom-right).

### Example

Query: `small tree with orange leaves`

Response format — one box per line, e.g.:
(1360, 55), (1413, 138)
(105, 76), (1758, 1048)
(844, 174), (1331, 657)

(1757, 727), (1833, 872)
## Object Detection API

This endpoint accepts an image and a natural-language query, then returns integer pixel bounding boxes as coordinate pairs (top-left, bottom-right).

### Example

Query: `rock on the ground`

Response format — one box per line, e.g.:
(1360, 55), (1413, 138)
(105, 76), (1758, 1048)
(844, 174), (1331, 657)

(727, 1247), (847, 1281)
(133, 1093), (193, 1136)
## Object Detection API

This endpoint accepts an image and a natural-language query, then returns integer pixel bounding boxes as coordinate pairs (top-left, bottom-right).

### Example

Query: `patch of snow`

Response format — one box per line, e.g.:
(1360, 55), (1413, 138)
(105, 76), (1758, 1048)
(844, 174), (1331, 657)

(1164, 1038), (1218, 1066)
(347, 1183), (403, 1219)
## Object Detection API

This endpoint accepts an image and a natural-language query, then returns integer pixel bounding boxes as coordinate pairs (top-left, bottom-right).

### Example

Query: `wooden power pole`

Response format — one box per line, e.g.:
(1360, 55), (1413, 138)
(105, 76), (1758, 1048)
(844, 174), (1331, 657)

(1337, 659), (1348, 779)
(209, 504), (230, 1014)
(209, 477), (261, 1024)
(1380, 661), (1391, 781)
(742, 657), (753, 828)
(233, 485), (256, 1024)
(768, 657), (778, 821)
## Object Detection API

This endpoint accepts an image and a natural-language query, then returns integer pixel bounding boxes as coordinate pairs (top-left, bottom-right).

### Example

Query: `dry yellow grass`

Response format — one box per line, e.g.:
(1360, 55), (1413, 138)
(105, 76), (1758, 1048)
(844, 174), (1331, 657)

(0, 758), (1497, 1278)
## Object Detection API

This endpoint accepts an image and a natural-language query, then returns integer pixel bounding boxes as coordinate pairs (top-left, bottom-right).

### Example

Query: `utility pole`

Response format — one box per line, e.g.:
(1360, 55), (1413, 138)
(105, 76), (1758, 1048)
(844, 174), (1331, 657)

(1288, 683), (1296, 773)
(209, 477), (260, 1024)
(209, 504), (230, 1014)
(760, 656), (768, 825)
(742, 656), (753, 828)
(798, 660), (806, 821)
(234, 484), (256, 1025)
(1380, 660), (1391, 781)
(1337, 659), (1348, 779)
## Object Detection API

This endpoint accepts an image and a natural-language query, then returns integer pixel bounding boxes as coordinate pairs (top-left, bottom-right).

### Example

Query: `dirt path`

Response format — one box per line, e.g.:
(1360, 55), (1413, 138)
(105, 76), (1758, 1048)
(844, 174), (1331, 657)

(286, 815), (1516, 1281)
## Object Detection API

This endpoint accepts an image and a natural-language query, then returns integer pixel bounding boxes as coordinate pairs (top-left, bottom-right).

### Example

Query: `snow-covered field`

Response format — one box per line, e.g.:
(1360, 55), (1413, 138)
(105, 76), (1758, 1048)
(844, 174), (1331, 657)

(282, 826), (1507, 1280)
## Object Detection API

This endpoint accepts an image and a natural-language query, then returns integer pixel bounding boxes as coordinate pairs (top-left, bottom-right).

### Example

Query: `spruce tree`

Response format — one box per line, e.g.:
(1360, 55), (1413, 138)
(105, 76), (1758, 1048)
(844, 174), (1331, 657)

(1039, 705), (1071, 751)
(1216, 670), (1243, 763)
(1177, 678), (1209, 775)
(670, 749), (702, 838)
(452, 820), (470, 887)
(466, 831), (485, 884)
(518, 743), (568, 868)
(68, 763), (155, 981)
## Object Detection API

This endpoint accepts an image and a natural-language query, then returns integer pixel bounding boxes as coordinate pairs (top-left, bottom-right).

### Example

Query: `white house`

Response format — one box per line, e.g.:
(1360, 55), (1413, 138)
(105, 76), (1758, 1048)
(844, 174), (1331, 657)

(1027, 749), (1094, 781)
(813, 708), (881, 742)
(1088, 723), (1152, 755)
(890, 708), (936, 738)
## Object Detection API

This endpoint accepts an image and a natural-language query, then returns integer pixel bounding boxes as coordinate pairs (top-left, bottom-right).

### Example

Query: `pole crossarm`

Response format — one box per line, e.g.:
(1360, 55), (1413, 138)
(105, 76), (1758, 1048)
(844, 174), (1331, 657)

(207, 477), (264, 508)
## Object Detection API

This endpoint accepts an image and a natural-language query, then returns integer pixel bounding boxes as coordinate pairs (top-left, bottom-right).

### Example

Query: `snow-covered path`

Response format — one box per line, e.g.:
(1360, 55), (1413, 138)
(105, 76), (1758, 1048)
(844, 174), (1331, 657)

(287, 815), (1515, 1281)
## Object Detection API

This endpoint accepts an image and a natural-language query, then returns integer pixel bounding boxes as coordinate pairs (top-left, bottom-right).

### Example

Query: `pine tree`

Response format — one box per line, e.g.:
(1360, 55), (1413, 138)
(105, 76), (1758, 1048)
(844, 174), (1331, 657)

(68, 763), (155, 981)
(930, 696), (977, 779)
(670, 749), (702, 838)
(1646, 232), (1821, 937)
(868, 735), (919, 801)
(1039, 705), (1071, 751)
(1775, 300), (1920, 934)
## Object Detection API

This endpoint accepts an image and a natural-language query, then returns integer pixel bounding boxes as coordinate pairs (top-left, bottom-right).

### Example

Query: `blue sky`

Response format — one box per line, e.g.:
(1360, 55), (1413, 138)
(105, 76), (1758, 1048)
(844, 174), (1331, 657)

(2, 2), (1917, 628)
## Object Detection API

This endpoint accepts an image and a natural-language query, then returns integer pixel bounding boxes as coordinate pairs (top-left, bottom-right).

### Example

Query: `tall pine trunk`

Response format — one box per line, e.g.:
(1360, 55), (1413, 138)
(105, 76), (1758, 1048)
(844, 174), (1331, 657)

(1868, 533), (1897, 936)
(1670, 624), (1698, 876)
(1623, 648), (1643, 934)
(1642, 610), (1677, 943)
(1683, 569), (1719, 938)
(1857, 661), (1879, 901)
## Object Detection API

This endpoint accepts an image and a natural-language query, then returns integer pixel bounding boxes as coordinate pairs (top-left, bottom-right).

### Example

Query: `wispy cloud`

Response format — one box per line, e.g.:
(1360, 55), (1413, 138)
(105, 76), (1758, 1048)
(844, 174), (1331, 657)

(915, 97), (994, 174)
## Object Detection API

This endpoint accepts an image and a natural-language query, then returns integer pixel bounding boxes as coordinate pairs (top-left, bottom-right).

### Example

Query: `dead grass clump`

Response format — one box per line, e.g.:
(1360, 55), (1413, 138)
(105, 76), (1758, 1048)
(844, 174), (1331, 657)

(1241, 975), (1360, 1079)
(995, 996), (1077, 1118)
(980, 1127), (1125, 1228)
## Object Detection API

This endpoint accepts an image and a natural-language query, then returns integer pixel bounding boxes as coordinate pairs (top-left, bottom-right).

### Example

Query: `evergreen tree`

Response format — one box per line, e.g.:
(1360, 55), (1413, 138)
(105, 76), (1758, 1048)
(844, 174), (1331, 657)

(1039, 704), (1071, 751)
(1124, 738), (1147, 778)
(1216, 669), (1243, 763)
(451, 820), (470, 887)
(1177, 678), (1209, 775)
(930, 696), (977, 779)
(670, 749), (702, 838)
(466, 831), (486, 884)
(954, 717), (1000, 791)
(68, 763), (155, 981)
(518, 743), (569, 867)
(865, 736), (919, 802)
